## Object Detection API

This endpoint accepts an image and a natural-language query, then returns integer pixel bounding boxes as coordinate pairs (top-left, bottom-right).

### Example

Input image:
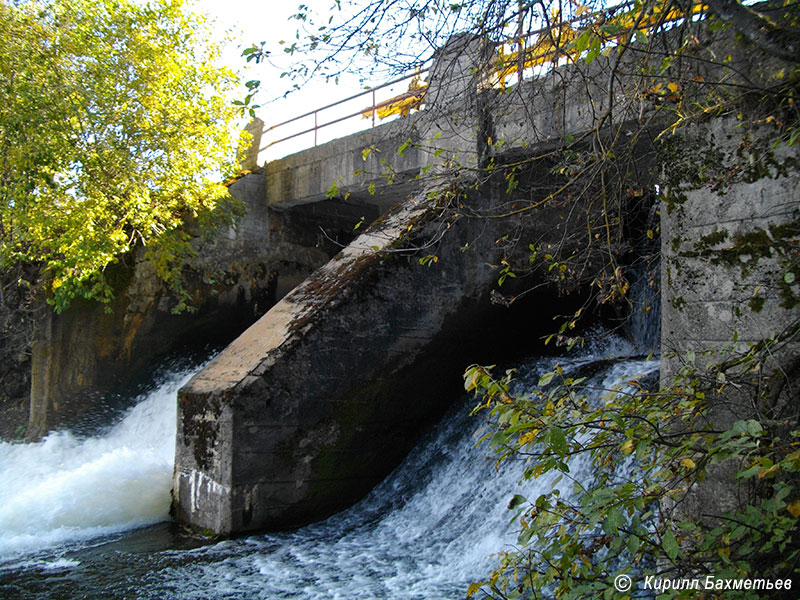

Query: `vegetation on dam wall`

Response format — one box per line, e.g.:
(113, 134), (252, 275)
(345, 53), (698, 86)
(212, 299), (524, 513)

(467, 122), (799, 598)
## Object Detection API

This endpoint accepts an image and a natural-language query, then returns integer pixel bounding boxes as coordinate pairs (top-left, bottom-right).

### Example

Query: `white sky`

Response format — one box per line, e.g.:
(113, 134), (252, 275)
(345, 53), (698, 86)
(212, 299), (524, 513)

(193, 0), (405, 162)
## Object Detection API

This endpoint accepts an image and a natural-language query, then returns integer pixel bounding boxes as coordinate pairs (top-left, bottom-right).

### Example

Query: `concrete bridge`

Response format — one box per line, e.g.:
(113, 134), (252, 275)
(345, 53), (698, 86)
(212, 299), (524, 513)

(170, 18), (800, 535)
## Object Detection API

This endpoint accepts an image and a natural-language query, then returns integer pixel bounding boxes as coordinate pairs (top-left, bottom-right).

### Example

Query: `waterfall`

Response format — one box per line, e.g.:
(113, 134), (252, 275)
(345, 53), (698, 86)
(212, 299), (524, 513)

(0, 367), (198, 561)
(0, 339), (658, 599)
(628, 200), (662, 354)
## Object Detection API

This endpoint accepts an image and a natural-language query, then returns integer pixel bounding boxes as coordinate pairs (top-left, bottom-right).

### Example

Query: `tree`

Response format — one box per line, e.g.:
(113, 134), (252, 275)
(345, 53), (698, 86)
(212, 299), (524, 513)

(0, 0), (243, 313)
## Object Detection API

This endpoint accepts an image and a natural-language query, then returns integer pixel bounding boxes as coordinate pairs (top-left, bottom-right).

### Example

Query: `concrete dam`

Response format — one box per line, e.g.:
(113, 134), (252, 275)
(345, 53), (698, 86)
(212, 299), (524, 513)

(169, 26), (800, 536)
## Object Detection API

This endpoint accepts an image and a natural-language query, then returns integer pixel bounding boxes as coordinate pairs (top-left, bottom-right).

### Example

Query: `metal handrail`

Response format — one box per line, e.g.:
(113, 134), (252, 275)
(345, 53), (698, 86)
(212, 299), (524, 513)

(489, 0), (705, 87)
(261, 0), (703, 156)
(259, 67), (430, 153)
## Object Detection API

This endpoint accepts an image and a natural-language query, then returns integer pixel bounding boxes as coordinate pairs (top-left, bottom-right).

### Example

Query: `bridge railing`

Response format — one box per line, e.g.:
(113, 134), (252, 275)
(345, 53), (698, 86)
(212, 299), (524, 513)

(258, 68), (429, 161)
(258, 0), (704, 162)
(490, 0), (704, 87)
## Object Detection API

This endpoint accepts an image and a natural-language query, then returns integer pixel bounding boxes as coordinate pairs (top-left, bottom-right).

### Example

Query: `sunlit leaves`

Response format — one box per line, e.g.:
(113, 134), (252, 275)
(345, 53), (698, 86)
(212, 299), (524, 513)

(466, 335), (800, 599)
(0, 0), (241, 312)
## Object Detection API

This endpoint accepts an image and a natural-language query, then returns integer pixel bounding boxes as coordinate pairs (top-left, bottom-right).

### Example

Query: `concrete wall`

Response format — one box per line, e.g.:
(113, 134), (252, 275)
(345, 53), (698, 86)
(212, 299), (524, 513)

(170, 23), (668, 535)
(26, 174), (330, 439)
(171, 14), (800, 535)
(265, 35), (494, 212)
(661, 119), (799, 515)
(661, 118), (799, 374)
(173, 173), (593, 533)
(265, 116), (424, 211)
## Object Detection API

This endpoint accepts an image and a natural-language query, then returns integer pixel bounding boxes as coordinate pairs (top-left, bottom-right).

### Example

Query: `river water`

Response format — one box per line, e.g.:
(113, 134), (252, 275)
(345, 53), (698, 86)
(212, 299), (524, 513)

(0, 338), (657, 599)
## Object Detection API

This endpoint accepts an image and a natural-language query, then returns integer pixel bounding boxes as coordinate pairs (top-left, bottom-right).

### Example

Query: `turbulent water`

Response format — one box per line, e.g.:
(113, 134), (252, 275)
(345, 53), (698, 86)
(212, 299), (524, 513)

(0, 338), (657, 600)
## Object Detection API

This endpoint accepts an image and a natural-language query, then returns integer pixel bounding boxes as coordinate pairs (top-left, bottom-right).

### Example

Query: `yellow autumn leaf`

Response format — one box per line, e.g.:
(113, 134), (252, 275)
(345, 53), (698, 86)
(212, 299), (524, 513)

(466, 582), (482, 597)
(680, 458), (696, 469)
(758, 464), (780, 479)
(621, 439), (634, 454)
(788, 500), (800, 518)
(667, 81), (680, 93)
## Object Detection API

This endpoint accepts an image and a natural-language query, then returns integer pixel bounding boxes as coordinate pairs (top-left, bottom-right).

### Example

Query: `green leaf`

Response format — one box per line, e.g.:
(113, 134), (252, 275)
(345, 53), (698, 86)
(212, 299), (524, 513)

(603, 507), (625, 535)
(585, 37), (601, 64)
(575, 30), (591, 53)
(398, 137), (412, 156)
(327, 180), (340, 199)
(508, 494), (527, 509)
(538, 372), (556, 386)
(549, 427), (568, 456)
(663, 530), (680, 560)
(747, 420), (763, 436)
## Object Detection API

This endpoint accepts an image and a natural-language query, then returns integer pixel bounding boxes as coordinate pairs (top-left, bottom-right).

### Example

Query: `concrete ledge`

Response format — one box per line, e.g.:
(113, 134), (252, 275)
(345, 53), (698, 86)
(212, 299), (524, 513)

(265, 115), (424, 210)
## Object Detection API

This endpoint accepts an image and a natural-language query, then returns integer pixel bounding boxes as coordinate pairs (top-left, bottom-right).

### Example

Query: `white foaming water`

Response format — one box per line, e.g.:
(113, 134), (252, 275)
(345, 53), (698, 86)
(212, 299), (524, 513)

(137, 352), (659, 600)
(1, 343), (659, 599)
(0, 368), (197, 561)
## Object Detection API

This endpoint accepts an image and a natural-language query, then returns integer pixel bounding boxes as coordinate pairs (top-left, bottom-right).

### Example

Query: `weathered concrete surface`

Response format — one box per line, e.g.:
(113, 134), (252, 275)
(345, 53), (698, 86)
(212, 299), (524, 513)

(661, 119), (799, 368)
(265, 115), (424, 211)
(264, 22), (759, 219)
(173, 189), (469, 533)
(172, 28), (671, 536)
(265, 35), (492, 213)
(488, 8), (794, 157)
(172, 13), (800, 535)
(0, 268), (38, 440)
(172, 171), (589, 533)
(241, 118), (264, 172)
(661, 118), (800, 517)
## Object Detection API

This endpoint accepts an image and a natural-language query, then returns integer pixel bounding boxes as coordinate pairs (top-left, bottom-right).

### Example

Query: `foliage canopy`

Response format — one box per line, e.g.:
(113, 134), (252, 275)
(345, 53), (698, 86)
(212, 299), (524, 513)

(0, 0), (242, 312)
(466, 325), (800, 598)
